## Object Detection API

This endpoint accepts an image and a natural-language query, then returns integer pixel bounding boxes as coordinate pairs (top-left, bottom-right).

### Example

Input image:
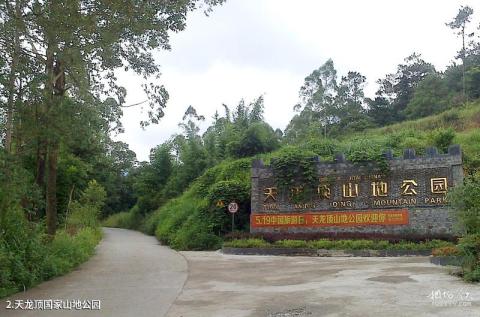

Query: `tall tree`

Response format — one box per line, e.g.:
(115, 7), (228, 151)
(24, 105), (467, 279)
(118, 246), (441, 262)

(0, 0), (225, 235)
(376, 53), (435, 121)
(403, 73), (450, 119)
(334, 71), (372, 132)
(296, 59), (338, 137)
(447, 5), (474, 100)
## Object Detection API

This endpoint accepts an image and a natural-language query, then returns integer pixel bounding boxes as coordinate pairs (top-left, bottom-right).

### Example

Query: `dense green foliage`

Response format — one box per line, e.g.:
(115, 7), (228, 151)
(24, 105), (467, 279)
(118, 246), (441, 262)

(0, 0), (225, 297)
(449, 174), (480, 234)
(457, 234), (480, 282)
(0, 181), (104, 298)
(223, 238), (454, 251)
(2, 2), (480, 289)
(146, 158), (252, 250)
(450, 173), (480, 281)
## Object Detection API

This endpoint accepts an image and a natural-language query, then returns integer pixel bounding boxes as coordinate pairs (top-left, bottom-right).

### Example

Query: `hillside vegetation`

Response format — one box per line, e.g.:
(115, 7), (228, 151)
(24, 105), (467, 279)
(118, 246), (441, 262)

(105, 100), (480, 250)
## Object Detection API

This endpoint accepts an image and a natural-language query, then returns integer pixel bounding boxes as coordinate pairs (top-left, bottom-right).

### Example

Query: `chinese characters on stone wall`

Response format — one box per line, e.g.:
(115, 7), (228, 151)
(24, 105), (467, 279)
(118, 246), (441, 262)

(261, 175), (449, 212)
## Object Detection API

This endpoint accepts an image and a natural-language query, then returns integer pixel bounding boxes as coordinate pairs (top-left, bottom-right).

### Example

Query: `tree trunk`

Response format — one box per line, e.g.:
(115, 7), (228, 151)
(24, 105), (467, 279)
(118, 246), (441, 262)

(46, 142), (58, 235)
(5, 76), (15, 152)
(4, 0), (22, 152)
(44, 40), (56, 235)
(35, 139), (47, 189)
(43, 0), (66, 236)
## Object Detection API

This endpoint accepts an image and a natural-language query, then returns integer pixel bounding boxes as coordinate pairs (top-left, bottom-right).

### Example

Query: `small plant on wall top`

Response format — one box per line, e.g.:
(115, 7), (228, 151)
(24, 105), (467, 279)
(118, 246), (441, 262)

(271, 150), (318, 203)
(345, 144), (391, 175)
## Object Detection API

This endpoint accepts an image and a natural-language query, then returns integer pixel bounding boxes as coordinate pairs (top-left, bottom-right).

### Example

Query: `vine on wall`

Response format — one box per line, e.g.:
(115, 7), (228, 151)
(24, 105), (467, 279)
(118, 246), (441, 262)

(271, 151), (318, 203)
(271, 149), (392, 203)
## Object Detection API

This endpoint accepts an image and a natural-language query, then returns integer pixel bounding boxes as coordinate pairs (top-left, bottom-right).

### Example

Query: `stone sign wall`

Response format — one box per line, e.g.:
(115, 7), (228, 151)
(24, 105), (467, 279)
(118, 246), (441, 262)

(250, 145), (464, 237)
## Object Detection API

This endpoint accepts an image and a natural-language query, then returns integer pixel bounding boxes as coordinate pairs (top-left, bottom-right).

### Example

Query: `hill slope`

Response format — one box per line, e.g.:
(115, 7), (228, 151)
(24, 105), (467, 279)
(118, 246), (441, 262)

(107, 100), (480, 250)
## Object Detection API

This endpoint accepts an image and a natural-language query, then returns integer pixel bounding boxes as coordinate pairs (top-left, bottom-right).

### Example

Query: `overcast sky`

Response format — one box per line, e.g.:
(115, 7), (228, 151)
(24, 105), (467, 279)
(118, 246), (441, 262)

(114, 0), (479, 161)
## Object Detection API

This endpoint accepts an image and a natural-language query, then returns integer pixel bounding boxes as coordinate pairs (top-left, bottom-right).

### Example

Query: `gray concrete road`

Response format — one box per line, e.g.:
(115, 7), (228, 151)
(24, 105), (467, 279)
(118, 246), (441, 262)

(168, 252), (480, 317)
(3, 229), (480, 317)
(2, 228), (187, 317)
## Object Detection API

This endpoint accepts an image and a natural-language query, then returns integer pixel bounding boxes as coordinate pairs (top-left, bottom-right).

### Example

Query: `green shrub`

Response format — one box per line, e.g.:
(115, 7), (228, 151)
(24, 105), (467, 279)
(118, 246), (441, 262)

(0, 208), (102, 298)
(102, 206), (144, 230)
(143, 209), (162, 235)
(338, 239), (376, 250)
(1, 179), (103, 298)
(223, 238), (454, 251)
(449, 174), (480, 234)
(223, 238), (270, 248)
(307, 239), (335, 249)
(207, 180), (250, 233)
(457, 234), (480, 282)
(274, 240), (308, 248)
(67, 203), (100, 229)
(0, 208), (48, 297)
(149, 157), (252, 250)
(103, 211), (132, 228)
(46, 228), (102, 275)
(170, 215), (222, 250)
(154, 197), (203, 245)
(301, 139), (337, 159)
(429, 128), (456, 153)
(66, 180), (106, 230)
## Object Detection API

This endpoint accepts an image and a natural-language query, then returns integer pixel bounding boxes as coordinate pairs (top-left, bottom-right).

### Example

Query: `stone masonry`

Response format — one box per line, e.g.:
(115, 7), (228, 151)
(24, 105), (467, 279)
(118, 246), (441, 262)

(250, 145), (464, 238)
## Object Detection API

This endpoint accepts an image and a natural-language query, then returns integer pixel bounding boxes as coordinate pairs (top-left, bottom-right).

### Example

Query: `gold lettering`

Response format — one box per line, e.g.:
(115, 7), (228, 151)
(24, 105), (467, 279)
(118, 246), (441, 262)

(348, 214), (355, 222)
(263, 187), (278, 202)
(355, 214), (362, 223)
(425, 196), (448, 205)
(342, 183), (359, 198)
(378, 213), (386, 223)
(291, 216), (299, 225)
(401, 180), (418, 196)
(299, 216), (306, 225)
(371, 181), (388, 197)
(431, 178), (448, 194)
(317, 184), (331, 199)
(285, 216), (291, 224)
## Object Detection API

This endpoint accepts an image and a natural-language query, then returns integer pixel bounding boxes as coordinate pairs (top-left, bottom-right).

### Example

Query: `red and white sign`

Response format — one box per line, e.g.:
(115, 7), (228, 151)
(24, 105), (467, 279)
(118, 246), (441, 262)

(250, 209), (409, 228)
(228, 202), (239, 213)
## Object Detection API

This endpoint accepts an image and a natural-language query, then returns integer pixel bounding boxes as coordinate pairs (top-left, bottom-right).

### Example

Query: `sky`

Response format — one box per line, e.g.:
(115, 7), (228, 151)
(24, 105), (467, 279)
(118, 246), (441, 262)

(114, 0), (480, 161)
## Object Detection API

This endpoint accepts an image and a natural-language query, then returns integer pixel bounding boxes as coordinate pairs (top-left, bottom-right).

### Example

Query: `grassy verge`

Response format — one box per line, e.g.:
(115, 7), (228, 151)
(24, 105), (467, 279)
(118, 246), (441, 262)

(223, 238), (455, 251)
(0, 217), (102, 298)
(0, 180), (105, 298)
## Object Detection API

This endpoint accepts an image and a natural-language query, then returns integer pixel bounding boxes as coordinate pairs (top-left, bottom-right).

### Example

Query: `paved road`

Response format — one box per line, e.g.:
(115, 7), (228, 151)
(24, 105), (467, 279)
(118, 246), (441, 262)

(168, 252), (480, 317)
(3, 229), (480, 317)
(2, 228), (187, 317)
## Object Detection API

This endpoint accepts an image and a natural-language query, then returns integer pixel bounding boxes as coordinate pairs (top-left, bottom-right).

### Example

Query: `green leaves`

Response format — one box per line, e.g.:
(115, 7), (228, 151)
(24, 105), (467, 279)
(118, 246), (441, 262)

(271, 149), (318, 202)
(449, 174), (480, 235)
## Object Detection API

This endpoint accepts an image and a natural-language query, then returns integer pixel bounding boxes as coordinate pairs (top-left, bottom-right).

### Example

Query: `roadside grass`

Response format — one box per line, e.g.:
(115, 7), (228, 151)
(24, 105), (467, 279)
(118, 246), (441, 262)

(1, 181), (104, 298)
(223, 238), (455, 251)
